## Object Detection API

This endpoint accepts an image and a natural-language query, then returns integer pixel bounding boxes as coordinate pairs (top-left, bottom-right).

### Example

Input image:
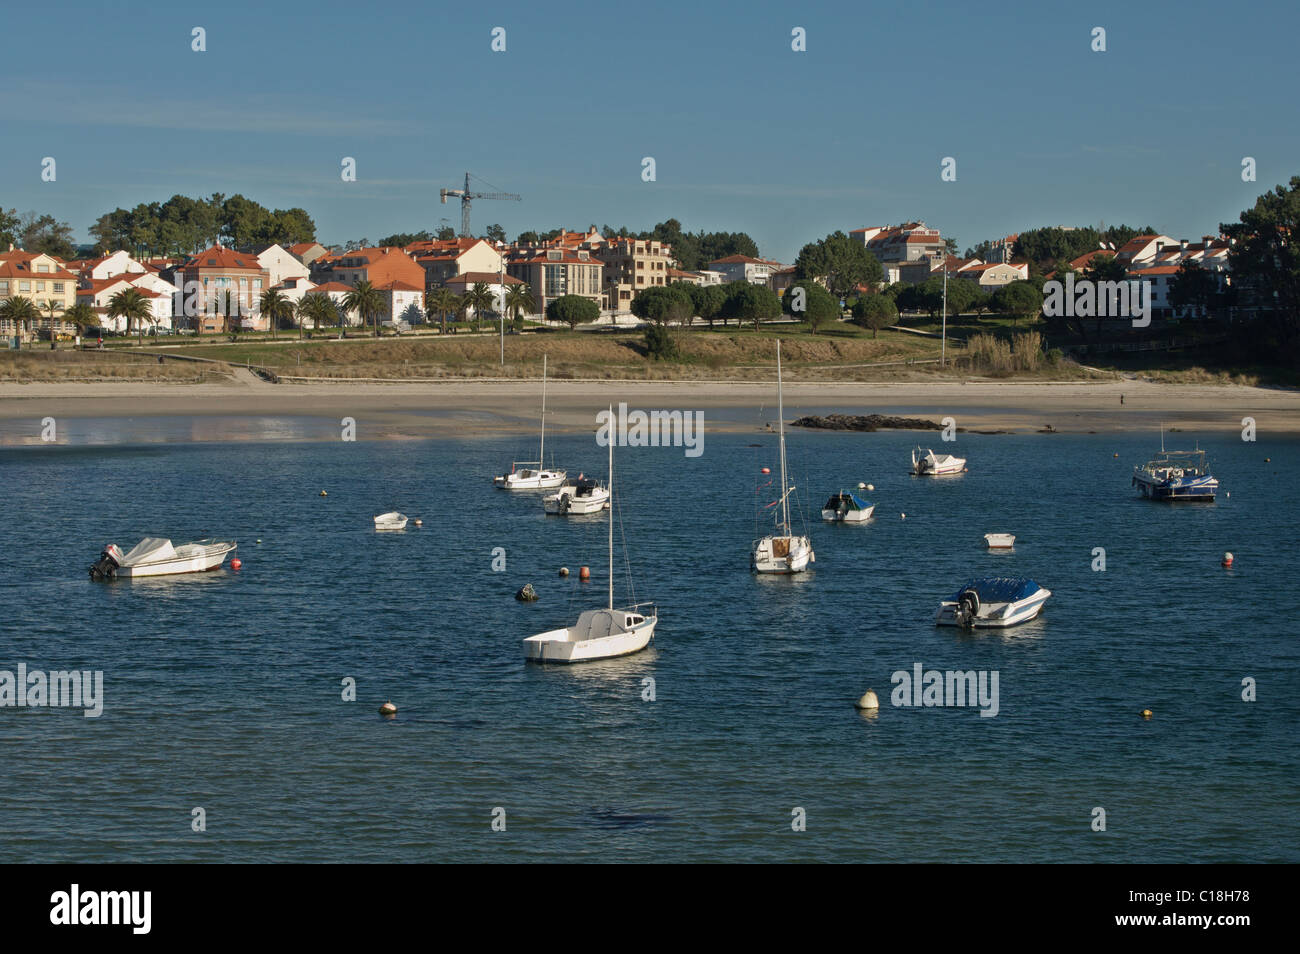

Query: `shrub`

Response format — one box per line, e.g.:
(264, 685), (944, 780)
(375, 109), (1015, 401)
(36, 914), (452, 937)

(644, 323), (679, 361)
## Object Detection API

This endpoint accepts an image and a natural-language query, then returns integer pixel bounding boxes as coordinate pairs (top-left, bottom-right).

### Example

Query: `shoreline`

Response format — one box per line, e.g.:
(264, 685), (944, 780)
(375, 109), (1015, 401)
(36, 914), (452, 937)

(2, 378), (1298, 439)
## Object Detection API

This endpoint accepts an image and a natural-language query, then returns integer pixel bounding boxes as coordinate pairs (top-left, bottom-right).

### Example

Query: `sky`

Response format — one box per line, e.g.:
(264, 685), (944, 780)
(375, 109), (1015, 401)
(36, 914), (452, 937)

(1, 0), (1296, 262)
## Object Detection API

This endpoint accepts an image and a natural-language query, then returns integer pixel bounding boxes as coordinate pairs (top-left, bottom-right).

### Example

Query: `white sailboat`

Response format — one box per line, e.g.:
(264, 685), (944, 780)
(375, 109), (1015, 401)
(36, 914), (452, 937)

(751, 340), (815, 574)
(523, 407), (657, 663)
(494, 354), (567, 490)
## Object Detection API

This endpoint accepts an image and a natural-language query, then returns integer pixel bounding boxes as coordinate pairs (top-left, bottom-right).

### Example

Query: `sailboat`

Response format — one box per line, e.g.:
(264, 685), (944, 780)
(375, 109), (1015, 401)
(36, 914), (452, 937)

(494, 354), (567, 490)
(751, 340), (815, 574)
(523, 406), (657, 662)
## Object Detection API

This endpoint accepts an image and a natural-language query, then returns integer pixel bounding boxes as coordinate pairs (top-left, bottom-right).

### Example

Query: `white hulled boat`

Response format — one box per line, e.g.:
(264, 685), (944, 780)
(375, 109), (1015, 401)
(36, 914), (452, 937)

(494, 354), (566, 491)
(911, 446), (966, 476)
(89, 537), (237, 580)
(524, 407), (657, 663)
(1133, 432), (1217, 502)
(822, 491), (875, 522)
(752, 341), (815, 574)
(374, 511), (408, 530)
(543, 475), (610, 515)
(935, 576), (1051, 628)
(984, 533), (1015, 549)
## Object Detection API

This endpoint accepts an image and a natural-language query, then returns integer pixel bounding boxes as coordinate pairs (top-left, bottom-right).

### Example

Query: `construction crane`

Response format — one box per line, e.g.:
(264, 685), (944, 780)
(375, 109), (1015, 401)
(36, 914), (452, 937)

(439, 172), (521, 238)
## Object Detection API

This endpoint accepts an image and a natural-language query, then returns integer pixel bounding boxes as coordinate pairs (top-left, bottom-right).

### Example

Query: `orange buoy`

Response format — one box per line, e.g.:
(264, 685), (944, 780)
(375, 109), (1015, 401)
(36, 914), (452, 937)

(579, 566), (591, 580)
(1222, 552), (1234, 567)
(761, 467), (771, 474)
(230, 558), (242, 570)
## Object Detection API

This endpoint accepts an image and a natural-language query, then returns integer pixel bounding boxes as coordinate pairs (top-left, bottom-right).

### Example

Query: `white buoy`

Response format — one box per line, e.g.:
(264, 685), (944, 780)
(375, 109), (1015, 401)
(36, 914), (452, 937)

(900, 513), (906, 520)
(867, 483), (874, 491)
(414, 518), (423, 527)
(559, 566), (570, 577)
(1222, 552), (1234, 567)
(855, 689), (879, 710)
(379, 700), (397, 716)
(319, 490), (327, 497)
(857, 482), (866, 489)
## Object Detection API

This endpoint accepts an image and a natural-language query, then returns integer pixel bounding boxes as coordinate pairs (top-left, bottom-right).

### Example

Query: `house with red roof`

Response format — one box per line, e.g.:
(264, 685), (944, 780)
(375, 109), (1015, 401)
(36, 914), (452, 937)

(180, 245), (271, 332)
(706, 254), (787, 286)
(506, 246), (604, 315)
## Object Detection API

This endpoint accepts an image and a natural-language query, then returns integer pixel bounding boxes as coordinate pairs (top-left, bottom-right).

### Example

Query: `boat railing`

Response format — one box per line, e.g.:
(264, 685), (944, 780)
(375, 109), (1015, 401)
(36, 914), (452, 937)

(625, 601), (657, 618)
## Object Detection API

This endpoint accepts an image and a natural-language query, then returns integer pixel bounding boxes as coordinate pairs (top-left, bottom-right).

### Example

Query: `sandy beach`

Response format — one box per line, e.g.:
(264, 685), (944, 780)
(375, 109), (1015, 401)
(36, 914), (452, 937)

(1, 376), (1297, 438)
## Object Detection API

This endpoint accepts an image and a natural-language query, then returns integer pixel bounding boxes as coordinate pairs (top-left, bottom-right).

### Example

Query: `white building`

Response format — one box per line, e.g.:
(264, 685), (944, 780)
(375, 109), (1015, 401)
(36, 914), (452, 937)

(257, 244), (313, 288)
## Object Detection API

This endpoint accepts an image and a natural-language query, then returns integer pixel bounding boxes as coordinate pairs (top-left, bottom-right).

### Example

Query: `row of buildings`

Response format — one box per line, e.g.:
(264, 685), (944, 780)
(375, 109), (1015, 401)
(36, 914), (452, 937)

(0, 218), (1236, 338)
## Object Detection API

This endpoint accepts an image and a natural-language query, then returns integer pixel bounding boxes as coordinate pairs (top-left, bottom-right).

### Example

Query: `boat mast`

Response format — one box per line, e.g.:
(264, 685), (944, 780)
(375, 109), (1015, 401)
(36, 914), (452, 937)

(608, 404), (614, 611)
(777, 340), (789, 535)
(540, 354), (547, 467)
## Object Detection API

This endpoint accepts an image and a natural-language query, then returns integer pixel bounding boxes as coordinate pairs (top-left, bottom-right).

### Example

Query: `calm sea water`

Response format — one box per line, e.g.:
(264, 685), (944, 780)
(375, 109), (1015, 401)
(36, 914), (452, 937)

(1, 418), (1297, 862)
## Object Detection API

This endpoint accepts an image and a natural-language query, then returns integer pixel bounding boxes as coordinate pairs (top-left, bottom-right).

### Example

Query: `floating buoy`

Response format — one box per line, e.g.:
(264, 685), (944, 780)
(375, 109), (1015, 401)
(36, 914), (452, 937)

(230, 558), (242, 570)
(379, 701), (397, 716)
(1114, 453), (1119, 458)
(1140, 708), (1153, 719)
(1222, 552), (1234, 567)
(579, 566), (590, 580)
(855, 689), (879, 710)
(1265, 457), (1271, 463)
(559, 567), (570, 577)
(900, 513), (906, 520)
(319, 490), (327, 497)
(867, 483), (874, 491)
(857, 482), (866, 489)
(413, 518), (423, 527)
(761, 467), (771, 474)
(255, 539), (262, 544)
(515, 583), (539, 602)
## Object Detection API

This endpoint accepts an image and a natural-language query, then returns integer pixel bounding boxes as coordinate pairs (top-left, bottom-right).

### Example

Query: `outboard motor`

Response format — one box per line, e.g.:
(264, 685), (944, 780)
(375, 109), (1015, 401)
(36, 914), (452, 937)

(956, 588), (980, 628)
(89, 543), (123, 581)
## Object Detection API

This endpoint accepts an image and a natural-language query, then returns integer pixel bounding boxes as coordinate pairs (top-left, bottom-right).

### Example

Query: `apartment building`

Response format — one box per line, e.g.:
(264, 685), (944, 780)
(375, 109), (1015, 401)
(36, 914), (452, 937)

(505, 246), (603, 315)
(180, 245), (271, 332)
(0, 250), (80, 339)
(706, 254), (786, 285)
(597, 236), (674, 311)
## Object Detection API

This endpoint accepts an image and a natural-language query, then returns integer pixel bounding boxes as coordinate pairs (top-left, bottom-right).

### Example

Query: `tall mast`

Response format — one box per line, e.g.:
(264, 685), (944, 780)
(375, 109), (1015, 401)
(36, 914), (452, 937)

(777, 340), (789, 534)
(540, 354), (547, 465)
(608, 404), (614, 611)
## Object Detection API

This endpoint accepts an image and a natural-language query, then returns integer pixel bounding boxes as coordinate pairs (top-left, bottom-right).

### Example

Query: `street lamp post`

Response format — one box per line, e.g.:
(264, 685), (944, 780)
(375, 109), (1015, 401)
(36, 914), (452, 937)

(941, 265), (948, 366)
(499, 260), (505, 366)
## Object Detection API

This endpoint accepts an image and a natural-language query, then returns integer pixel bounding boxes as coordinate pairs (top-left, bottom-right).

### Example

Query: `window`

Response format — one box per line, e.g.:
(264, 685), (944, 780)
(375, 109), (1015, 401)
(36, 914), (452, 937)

(36, 282), (45, 292)
(54, 282), (64, 293)
(0, 281), (7, 292)
(20, 281), (30, 292)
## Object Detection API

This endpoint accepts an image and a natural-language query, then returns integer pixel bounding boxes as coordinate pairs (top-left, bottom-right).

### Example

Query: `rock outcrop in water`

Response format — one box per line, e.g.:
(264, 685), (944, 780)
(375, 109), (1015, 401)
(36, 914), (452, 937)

(790, 414), (945, 432)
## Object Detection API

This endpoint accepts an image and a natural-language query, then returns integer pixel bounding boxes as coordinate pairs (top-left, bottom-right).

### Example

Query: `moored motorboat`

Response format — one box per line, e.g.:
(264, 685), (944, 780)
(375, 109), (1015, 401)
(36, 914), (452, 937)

(543, 475), (610, 515)
(374, 511), (408, 530)
(984, 533), (1015, 549)
(935, 576), (1050, 628)
(89, 537), (237, 580)
(822, 491), (875, 522)
(911, 446), (966, 476)
(1133, 448), (1217, 502)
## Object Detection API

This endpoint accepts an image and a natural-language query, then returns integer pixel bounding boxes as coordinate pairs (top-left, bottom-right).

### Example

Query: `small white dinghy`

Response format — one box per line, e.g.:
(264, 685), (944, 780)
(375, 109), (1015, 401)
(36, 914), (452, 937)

(374, 512), (408, 531)
(935, 576), (1051, 628)
(89, 537), (236, 580)
(524, 405), (657, 663)
(911, 446), (967, 476)
(984, 533), (1016, 549)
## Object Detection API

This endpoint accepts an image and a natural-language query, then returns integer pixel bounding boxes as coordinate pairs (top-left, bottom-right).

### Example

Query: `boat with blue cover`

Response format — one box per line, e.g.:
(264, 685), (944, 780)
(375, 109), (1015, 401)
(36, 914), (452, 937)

(935, 576), (1051, 628)
(1132, 448), (1217, 502)
(821, 490), (875, 522)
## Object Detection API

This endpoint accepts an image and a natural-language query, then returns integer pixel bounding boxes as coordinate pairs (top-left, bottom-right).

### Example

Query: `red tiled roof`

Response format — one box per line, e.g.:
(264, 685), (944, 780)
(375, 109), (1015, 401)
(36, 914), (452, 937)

(184, 246), (265, 270)
(444, 271), (524, 286)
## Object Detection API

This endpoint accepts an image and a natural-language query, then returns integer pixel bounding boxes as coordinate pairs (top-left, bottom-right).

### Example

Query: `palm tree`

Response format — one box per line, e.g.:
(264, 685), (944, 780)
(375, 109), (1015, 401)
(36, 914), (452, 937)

(107, 288), (153, 343)
(298, 292), (333, 337)
(505, 283), (536, 324)
(42, 299), (62, 347)
(0, 295), (40, 348)
(342, 279), (384, 337)
(258, 288), (294, 340)
(425, 287), (458, 335)
(464, 282), (495, 331)
(63, 301), (96, 342)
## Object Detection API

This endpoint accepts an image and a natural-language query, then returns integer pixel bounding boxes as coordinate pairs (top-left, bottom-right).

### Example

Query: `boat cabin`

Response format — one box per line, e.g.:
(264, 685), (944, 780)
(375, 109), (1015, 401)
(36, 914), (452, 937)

(566, 608), (649, 642)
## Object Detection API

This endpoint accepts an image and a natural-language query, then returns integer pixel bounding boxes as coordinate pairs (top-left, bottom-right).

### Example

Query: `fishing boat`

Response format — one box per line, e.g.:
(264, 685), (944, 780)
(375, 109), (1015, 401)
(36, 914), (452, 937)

(1133, 437), (1217, 501)
(543, 475), (610, 515)
(752, 341), (815, 574)
(494, 354), (566, 491)
(821, 491), (875, 522)
(373, 511), (408, 530)
(524, 407), (657, 662)
(984, 533), (1015, 549)
(89, 537), (237, 580)
(911, 446), (966, 476)
(935, 576), (1051, 628)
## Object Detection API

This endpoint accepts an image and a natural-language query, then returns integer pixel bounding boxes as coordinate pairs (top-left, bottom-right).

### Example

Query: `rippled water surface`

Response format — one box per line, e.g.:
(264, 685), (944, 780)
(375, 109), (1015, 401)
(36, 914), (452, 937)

(1, 421), (1296, 862)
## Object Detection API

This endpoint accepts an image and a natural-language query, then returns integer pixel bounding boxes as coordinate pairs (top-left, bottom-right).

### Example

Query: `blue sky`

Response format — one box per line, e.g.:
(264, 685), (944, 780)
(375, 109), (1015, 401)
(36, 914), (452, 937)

(1, 0), (1295, 261)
